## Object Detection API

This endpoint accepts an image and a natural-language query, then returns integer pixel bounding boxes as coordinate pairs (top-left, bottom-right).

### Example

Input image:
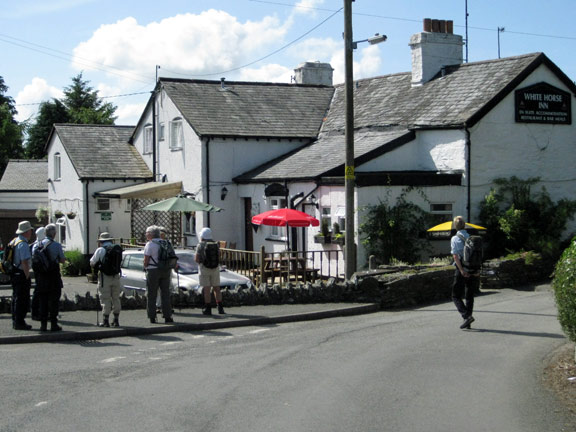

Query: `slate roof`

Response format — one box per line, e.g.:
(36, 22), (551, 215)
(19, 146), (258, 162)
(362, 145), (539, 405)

(0, 159), (48, 191)
(234, 129), (414, 182)
(51, 124), (152, 180)
(160, 78), (334, 139)
(323, 53), (559, 131)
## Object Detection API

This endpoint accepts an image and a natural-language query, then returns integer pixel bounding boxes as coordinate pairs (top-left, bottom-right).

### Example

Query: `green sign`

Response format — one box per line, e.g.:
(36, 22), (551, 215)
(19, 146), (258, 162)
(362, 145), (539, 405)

(100, 212), (112, 221)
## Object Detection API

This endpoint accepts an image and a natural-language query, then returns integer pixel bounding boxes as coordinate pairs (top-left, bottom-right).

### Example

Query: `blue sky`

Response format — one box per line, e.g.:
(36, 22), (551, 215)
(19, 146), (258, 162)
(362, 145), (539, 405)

(1, 0), (575, 126)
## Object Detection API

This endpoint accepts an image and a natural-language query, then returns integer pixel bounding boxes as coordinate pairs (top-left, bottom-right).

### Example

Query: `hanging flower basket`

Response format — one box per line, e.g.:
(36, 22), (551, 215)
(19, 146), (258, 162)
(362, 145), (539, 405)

(54, 210), (64, 218)
(66, 212), (76, 220)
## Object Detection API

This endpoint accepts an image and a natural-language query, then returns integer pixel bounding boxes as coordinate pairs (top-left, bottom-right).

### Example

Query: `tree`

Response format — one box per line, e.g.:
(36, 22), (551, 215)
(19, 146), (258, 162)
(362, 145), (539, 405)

(552, 237), (576, 343)
(0, 76), (24, 175)
(25, 99), (69, 159)
(25, 73), (117, 158)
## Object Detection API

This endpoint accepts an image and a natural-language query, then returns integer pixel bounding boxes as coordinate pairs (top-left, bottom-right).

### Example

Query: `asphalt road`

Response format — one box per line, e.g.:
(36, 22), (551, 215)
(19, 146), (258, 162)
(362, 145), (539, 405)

(0, 287), (573, 432)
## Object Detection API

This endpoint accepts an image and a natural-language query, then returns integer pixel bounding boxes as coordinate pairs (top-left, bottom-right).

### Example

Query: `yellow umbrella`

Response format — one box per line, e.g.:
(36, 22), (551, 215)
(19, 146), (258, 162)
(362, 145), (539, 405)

(427, 221), (486, 232)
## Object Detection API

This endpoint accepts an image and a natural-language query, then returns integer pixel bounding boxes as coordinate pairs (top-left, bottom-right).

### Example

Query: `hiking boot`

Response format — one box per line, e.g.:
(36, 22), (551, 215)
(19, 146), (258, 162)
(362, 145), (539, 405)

(51, 322), (62, 332)
(40, 321), (48, 332)
(150, 317), (157, 324)
(217, 304), (226, 315)
(13, 321), (32, 330)
(202, 306), (212, 316)
(460, 316), (475, 329)
(165, 317), (174, 323)
(99, 316), (110, 327)
(111, 314), (120, 327)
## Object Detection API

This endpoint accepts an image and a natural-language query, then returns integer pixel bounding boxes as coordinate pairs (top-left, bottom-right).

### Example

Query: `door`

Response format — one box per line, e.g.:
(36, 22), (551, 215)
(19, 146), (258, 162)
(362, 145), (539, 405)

(244, 198), (254, 251)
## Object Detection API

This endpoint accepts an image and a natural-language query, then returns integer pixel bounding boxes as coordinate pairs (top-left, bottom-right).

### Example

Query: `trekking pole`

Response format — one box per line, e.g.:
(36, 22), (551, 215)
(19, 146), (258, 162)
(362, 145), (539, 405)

(96, 270), (102, 326)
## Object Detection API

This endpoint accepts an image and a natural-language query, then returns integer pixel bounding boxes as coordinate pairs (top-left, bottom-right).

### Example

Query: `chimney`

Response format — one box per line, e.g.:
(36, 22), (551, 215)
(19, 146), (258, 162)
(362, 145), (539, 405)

(409, 19), (463, 86)
(293, 62), (334, 86)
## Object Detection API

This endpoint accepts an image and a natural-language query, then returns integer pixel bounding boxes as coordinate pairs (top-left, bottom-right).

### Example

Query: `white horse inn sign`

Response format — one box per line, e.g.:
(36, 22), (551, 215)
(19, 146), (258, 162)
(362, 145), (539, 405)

(515, 82), (571, 124)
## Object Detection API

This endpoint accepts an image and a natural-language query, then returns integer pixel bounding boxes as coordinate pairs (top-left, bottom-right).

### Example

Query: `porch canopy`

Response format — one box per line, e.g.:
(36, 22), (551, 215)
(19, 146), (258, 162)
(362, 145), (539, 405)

(94, 181), (183, 200)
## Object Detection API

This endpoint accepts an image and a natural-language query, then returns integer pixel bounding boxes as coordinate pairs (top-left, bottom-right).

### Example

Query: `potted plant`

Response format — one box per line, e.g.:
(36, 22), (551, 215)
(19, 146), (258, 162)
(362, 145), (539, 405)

(54, 209), (64, 218)
(332, 222), (345, 246)
(314, 219), (332, 244)
(35, 206), (49, 222)
(66, 211), (76, 219)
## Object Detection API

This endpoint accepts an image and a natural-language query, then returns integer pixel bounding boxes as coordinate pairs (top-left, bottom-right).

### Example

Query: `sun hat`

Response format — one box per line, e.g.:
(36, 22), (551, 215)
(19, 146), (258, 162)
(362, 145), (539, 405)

(16, 221), (33, 234)
(35, 227), (46, 242)
(199, 227), (213, 240)
(98, 232), (113, 242)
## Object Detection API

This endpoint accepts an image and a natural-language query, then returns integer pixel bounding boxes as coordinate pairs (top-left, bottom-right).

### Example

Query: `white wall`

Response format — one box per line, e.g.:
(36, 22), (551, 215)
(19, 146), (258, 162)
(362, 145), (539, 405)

(0, 192), (47, 210)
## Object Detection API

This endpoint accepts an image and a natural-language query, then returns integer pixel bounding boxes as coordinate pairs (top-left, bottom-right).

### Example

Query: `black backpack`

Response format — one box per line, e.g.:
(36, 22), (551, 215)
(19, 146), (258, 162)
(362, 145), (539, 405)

(100, 244), (123, 275)
(457, 233), (483, 272)
(32, 240), (57, 274)
(0, 238), (24, 275)
(202, 241), (220, 269)
(154, 240), (178, 270)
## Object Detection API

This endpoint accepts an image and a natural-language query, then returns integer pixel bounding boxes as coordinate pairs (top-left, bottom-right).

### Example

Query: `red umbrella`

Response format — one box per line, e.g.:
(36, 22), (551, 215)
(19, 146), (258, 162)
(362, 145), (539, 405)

(252, 208), (319, 227)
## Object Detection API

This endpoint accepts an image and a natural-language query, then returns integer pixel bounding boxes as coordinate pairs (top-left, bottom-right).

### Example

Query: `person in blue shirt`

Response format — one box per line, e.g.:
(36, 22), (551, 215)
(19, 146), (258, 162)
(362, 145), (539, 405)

(450, 216), (479, 330)
(32, 224), (66, 331)
(10, 221), (34, 330)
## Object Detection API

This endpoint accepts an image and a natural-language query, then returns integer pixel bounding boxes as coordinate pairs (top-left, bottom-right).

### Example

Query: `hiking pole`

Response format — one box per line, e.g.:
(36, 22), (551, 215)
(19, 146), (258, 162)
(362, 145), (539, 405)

(96, 270), (102, 326)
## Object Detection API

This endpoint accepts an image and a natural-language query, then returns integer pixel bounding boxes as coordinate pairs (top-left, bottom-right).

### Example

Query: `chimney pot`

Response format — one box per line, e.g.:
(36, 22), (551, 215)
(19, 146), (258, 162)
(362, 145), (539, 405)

(423, 18), (432, 32)
(446, 20), (454, 34)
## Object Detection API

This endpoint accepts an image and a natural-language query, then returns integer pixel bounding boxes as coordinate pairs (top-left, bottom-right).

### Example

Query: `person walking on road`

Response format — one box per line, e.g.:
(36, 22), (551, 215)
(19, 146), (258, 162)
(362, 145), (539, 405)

(30, 226), (46, 321)
(90, 232), (123, 327)
(451, 216), (479, 329)
(32, 224), (66, 332)
(144, 225), (174, 324)
(195, 227), (225, 316)
(9, 221), (34, 330)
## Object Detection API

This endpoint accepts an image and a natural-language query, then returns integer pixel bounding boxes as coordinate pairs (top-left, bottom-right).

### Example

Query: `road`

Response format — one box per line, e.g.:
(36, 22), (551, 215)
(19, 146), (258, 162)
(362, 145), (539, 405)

(0, 287), (573, 432)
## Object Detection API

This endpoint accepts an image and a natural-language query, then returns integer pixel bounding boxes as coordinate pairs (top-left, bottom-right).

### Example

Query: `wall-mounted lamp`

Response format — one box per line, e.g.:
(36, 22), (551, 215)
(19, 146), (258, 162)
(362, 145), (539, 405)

(309, 193), (319, 209)
(220, 186), (228, 201)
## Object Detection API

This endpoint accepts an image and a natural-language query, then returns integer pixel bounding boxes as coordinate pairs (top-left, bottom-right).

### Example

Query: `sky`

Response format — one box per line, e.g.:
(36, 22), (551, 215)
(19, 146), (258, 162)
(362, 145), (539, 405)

(1, 0), (575, 127)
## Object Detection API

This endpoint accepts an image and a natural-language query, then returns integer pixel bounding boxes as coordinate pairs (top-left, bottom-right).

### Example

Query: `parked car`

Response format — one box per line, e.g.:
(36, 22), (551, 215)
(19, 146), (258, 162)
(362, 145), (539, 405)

(120, 248), (252, 296)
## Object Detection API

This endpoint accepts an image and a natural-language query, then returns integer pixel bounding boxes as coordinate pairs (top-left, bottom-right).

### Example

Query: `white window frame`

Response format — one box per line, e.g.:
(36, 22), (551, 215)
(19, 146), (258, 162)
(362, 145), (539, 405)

(430, 203), (453, 225)
(169, 118), (184, 150)
(54, 152), (61, 181)
(269, 197), (287, 239)
(321, 207), (332, 231)
(334, 206), (346, 231)
(56, 217), (66, 247)
(183, 212), (195, 235)
(143, 124), (153, 154)
(158, 122), (165, 141)
(96, 198), (110, 212)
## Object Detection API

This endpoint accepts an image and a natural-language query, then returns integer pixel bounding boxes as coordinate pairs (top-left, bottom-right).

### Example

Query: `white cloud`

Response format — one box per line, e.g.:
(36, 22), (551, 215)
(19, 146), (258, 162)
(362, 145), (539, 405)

(114, 103), (146, 126)
(238, 64), (293, 83)
(72, 10), (291, 84)
(293, 0), (326, 16)
(15, 78), (62, 122)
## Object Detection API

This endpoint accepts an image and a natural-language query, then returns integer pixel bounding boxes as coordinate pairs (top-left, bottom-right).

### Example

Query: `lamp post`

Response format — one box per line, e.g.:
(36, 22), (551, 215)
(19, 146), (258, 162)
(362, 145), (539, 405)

(343, 0), (386, 279)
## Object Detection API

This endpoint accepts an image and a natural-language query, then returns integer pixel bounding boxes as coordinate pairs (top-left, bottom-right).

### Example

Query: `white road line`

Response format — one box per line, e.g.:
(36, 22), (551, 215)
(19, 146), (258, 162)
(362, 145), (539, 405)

(100, 356), (127, 363)
(35, 401), (48, 407)
(248, 328), (271, 334)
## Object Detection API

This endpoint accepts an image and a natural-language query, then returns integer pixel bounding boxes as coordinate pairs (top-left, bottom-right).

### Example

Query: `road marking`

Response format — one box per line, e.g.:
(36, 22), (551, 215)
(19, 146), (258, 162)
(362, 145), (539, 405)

(160, 341), (182, 346)
(100, 356), (127, 363)
(248, 329), (271, 334)
(35, 401), (48, 407)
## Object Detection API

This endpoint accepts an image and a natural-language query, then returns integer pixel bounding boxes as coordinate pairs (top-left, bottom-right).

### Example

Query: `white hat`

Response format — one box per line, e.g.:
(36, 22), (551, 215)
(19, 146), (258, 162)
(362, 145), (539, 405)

(16, 221), (33, 234)
(35, 227), (46, 242)
(199, 227), (212, 240)
(98, 232), (113, 242)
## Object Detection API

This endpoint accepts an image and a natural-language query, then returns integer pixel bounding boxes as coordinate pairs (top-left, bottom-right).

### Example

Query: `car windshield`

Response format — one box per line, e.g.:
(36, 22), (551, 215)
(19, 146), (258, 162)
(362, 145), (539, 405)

(176, 252), (199, 274)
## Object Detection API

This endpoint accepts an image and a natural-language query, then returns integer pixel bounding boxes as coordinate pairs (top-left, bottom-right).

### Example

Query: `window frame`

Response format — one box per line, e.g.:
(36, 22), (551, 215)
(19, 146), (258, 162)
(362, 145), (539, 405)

(269, 197), (287, 240)
(143, 124), (153, 154)
(54, 152), (61, 181)
(169, 118), (184, 150)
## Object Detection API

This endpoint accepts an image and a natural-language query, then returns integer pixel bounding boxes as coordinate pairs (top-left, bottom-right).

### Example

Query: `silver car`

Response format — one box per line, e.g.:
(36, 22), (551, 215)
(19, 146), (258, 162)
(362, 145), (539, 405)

(120, 248), (252, 296)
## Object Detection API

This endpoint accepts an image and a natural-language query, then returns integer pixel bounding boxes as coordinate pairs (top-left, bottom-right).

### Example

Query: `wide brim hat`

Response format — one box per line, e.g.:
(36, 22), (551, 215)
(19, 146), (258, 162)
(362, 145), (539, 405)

(97, 232), (113, 242)
(16, 221), (33, 234)
(199, 227), (213, 240)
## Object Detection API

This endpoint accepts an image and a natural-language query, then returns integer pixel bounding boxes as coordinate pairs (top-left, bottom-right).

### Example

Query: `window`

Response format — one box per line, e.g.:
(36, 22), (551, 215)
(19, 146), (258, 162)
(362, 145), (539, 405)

(430, 203), (453, 225)
(143, 125), (153, 154)
(56, 217), (66, 247)
(321, 207), (331, 230)
(184, 212), (195, 234)
(158, 122), (165, 141)
(97, 198), (110, 212)
(334, 206), (346, 231)
(54, 153), (61, 181)
(170, 118), (184, 149)
(269, 197), (287, 239)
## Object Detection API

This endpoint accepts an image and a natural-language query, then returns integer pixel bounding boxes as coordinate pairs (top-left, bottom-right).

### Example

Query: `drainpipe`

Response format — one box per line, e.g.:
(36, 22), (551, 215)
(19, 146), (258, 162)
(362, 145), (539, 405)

(84, 181), (90, 255)
(152, 90), (157, 181)
(465, 127), (471, 221)
(289, 191), (304, 251)
(205, 137), (211, 227)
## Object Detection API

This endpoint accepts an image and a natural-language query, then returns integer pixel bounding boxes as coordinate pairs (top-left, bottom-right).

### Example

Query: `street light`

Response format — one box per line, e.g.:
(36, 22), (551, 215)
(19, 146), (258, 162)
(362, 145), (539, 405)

(343, 0), (387, 280)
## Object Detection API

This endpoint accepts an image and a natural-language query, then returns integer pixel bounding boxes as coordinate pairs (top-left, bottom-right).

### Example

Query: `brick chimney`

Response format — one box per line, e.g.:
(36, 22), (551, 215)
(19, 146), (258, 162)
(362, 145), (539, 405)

(409, 19), (463, 86)
(293, 62), (333, 86)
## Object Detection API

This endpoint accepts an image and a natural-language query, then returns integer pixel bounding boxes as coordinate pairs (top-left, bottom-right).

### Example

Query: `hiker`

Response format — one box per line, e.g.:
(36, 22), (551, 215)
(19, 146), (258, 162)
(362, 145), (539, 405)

(32, 224), (66, 332)
(9, 221), (34, 330)
(155, 226), (177, 314)
(143, 225), (174, 324)
(195, 227), (225, 315)
(90, 232), (122, 327)
(451, 216), (480, 329)
(30, 226), (46, 321)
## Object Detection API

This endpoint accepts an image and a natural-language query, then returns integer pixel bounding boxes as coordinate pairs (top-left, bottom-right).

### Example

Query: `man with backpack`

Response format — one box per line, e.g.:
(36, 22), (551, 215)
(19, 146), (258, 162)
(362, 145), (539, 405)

(451, 216), (481, 330)
(195, 227), (225, 316)
(7, 221), (34, 330)
(143, 225), (175, 324)
(32, 224), (66, 332)
(90, 232), (122, 327)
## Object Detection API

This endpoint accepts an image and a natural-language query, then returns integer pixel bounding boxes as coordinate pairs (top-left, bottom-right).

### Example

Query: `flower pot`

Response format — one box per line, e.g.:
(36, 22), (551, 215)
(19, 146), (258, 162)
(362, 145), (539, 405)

(333, 236), (345, 246)
(66, 212), (76, 219)
(54, 211), (64, 218)
(314, 235), (331, 244)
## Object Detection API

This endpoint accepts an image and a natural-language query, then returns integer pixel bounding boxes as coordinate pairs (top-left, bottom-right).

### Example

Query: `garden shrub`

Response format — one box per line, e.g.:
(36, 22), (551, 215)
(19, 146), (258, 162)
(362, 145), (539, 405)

(62, 250), (87, 276)
(552, 237), (576, 342)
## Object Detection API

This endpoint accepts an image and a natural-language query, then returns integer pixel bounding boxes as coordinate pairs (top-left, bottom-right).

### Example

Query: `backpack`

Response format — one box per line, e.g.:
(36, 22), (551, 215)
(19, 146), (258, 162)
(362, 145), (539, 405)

(0, 238), (23, 275)
(154, 240), (178, 270)
(200, 241), (220, 269)
(457, 233), (483, 272)
(31, 240), (57, 274)
(100, 244), (123, 276)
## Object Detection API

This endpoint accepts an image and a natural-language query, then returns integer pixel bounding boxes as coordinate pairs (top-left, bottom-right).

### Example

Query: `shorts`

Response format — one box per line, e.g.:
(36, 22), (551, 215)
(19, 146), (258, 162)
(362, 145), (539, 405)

(199, 265), (220, 287)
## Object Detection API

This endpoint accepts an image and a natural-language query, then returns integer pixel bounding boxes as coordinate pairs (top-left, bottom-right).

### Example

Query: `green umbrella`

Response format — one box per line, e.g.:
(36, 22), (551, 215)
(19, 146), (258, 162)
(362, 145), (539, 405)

(141, 195), (222, 212)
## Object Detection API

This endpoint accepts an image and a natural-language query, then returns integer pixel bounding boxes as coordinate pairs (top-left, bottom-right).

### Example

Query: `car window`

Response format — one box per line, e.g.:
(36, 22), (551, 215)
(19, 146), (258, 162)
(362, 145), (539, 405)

(176, 252), (199, 274)
(128, 254), (144, 271)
